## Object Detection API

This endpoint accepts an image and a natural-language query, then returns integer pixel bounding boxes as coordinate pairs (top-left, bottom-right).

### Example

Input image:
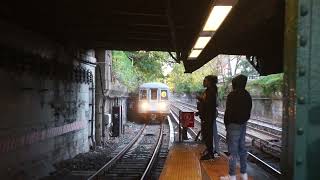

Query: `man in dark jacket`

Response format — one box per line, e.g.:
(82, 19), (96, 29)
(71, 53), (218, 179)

(197, 75), (219, 160)
(221, 75), (252, 180)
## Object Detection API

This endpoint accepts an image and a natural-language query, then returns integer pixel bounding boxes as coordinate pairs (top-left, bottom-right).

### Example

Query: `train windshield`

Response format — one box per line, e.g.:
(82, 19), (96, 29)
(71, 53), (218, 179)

(140, 89), (147, 100)
(151, 88), (158, 100)
(161, 90), (168, 100)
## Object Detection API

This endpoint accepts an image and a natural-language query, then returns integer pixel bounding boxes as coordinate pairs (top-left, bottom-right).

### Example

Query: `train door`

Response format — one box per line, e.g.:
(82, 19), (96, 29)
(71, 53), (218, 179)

(150, 88), (158, 102)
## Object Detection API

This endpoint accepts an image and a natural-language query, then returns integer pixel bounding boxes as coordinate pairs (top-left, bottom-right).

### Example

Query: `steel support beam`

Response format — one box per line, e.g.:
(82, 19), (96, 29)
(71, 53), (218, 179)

(94, 49), (106, 146)
(281, 0), (298, 179)
(283, 0), (320, 179)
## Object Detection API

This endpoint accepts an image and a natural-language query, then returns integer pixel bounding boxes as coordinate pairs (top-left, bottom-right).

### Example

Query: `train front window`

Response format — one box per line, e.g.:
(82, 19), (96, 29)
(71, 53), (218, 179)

(161, 90), (168, 100)
(151, 88), (158, 100)
(140, 89), (147, 100)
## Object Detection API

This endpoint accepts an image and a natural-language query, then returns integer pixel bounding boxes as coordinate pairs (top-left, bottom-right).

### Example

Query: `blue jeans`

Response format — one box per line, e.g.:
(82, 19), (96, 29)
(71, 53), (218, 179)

(226, 123), (247, 176)
(213, 120), (220, 153)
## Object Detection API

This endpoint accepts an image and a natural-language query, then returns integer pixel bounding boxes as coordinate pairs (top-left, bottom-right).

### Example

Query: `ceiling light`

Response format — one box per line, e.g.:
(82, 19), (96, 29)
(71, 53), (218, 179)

(203, 6), (232, 31)
(194, 36), (211, 49)
(188, 50), (202, 58)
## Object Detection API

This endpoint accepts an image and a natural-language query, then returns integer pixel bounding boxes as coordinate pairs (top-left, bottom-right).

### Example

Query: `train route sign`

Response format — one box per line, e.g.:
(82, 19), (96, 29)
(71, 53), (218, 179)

(180, 112), (194, 127)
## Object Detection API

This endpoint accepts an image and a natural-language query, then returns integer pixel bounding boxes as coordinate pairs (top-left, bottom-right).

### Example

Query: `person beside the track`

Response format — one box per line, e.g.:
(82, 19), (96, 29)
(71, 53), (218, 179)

(220, 74), (252, 180)
(197, 75), (220, 160)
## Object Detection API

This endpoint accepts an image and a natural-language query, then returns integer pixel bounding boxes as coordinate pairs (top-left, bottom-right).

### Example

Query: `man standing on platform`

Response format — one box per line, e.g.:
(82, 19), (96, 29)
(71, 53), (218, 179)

(220, 75), (252, 180)
(197, 75), (220, 160)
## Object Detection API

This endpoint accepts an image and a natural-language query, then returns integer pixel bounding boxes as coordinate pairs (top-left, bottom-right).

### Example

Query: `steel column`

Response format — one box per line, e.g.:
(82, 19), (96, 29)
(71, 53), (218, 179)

(284, 0), (320, 179)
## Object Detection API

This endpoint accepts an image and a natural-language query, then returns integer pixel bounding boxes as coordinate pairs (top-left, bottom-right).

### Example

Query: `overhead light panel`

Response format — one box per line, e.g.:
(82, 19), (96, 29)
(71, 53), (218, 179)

(203, 6), (232, 31)
(188, 5), (232, 59)
(194, 36), (211, 49)
(189, 50), (202, 58)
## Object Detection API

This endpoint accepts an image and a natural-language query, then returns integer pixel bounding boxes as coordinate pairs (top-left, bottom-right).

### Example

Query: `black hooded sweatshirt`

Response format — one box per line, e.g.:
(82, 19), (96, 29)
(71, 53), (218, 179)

(224, 75), (252, 126)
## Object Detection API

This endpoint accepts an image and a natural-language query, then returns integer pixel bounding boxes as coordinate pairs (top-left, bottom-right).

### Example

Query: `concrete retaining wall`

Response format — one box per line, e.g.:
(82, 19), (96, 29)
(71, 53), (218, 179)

(174, 93), (283, 126)
(219, 97), (283, 126)
(0, 21), (96, 178)
(0, 60), (94, 179)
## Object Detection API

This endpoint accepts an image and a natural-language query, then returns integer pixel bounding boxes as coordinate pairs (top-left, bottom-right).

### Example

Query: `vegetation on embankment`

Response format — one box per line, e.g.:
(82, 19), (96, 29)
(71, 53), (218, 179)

(112, 51), (283, 98)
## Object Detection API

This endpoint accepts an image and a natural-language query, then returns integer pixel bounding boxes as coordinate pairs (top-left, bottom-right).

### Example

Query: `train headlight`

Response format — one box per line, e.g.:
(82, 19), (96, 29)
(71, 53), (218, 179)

(159, 102), (167, 111)
(140, 101), (149, 111)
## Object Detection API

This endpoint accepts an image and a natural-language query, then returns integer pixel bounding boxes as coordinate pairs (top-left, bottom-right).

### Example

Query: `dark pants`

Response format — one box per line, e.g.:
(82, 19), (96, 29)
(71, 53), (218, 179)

(202, 121), (213, 153)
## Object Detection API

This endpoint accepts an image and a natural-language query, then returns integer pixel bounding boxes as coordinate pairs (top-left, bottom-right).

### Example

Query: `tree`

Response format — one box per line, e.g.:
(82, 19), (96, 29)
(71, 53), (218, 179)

(166, 59), (219, 94)
(238, 57), (259, 76)
(112, 51), (139, 91)
(112, 51), (171, 92)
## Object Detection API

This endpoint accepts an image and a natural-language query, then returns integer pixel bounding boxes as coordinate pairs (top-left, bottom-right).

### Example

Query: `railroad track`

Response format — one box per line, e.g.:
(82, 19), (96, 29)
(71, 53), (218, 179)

(218, 133), (281, 178)
(173, 99), (282, 140)
(87, 123), (166, 180)
(171, 102), (273, 142)
(147, 121), (170, 179)
(171, 100), (282, 151)
(173, 98), (282, 138)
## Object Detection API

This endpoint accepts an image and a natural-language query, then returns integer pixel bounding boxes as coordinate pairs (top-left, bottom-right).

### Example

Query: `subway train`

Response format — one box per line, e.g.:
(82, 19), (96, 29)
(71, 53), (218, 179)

(137, 82), (170, 122)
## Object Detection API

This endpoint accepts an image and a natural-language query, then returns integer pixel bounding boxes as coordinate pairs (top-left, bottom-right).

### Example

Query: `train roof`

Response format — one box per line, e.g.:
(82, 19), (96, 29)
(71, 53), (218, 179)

(139, 82), (169, 89)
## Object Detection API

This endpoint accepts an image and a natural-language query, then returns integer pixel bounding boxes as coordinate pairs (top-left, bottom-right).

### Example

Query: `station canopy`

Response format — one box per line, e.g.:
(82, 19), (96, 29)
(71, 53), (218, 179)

(1, 0), (284, 75)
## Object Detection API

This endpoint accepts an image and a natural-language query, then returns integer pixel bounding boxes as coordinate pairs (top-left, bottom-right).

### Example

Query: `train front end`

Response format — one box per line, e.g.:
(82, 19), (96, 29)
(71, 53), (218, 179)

(138, 83), (170, 122)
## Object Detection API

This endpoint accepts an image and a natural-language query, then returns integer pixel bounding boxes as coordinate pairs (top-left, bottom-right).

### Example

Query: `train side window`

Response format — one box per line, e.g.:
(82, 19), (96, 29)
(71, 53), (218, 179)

(151, 88), (158, 100)
(161, 90), (168, 100)
(140, 89), (147, 100)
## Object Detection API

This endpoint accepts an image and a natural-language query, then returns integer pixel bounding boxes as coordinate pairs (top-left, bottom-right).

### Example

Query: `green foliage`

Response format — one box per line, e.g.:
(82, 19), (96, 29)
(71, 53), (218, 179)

(238, 59), (259, 76)
(112, 51), (170, 92)
(112, 51), (138, 91)
(112, 51), (282, 98)
(166, 63), (190, 93)
(247, 73), (283, 96)
(166, 61), (217, 93)
(127, 51), (168, 82)
(216, 74), (283, 99)
(217, 77), (232, 99)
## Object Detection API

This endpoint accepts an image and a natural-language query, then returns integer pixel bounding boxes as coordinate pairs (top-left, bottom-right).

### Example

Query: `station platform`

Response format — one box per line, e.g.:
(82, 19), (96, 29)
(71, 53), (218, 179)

(159, 142), (253, 180)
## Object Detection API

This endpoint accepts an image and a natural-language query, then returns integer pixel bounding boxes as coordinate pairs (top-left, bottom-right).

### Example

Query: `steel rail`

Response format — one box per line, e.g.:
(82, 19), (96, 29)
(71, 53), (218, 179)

(215, 118), (282, 149)
(171, 100), (281, 177)
(173, 98), (282, 133)
(171, 101), (282, 151)
(171, 102), (279, 142)
(218, 133), (282, 177)
(140, 123), (164, 180)
(87, 124), (146, 180)
(172, 100), (282, 140)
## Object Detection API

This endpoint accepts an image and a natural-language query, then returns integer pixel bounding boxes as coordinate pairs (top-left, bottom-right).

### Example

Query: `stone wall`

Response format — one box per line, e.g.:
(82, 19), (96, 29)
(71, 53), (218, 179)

(0, 60), (94, 179)
(0, 20), (95, 179)
(219, 97), (283, 126)
(174, 93), (283, 126)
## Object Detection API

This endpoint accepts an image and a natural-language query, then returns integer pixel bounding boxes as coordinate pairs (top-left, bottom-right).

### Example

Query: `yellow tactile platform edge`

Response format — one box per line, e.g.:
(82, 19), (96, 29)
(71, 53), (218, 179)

(160, 142), (253, 180)
(159, 143), (205, 180)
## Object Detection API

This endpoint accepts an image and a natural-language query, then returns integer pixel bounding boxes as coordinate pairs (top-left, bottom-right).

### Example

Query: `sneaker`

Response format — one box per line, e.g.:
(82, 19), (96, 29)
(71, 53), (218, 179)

(200, 153), (213, 160)
(220, 175), (236, 180)
(213, 151), (220, 158)
(240, 173), (248, 180)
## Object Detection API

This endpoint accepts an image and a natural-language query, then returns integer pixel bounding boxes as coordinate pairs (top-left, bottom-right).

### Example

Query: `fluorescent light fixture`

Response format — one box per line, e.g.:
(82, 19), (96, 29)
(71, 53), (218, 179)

(194, 36), (211, 49)
(203, 6), (232, 31)
(188, 6), (232, 59)
(189, 49), (202, 58)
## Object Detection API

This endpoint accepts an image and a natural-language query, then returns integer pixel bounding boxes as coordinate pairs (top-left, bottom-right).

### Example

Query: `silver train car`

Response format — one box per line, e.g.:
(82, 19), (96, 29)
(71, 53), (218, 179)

(138, 82), (170, 122)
